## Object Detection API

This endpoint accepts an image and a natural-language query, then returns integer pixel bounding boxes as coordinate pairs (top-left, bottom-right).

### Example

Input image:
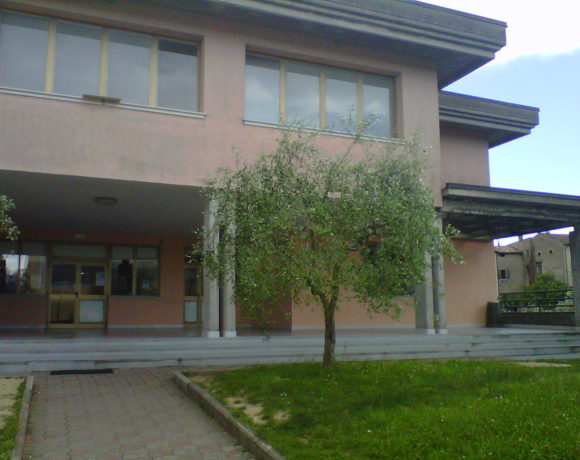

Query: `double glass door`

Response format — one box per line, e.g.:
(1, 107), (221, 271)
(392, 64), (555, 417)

(49, 261), (107, 327)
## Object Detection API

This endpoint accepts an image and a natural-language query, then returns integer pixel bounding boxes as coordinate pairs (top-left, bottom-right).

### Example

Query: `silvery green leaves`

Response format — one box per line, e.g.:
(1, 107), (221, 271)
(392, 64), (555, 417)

(196, 127), (457, 365)
(0, 195), (19, 241)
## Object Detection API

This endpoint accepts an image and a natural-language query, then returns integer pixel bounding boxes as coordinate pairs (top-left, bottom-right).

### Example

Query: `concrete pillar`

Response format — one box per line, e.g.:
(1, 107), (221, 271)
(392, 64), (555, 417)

(221, 220), (237, 338)
(432, 254), (447, 334)
(569, 228), (580, 329)
(415, 252), (435, 333)
(202, 199), (220, 338)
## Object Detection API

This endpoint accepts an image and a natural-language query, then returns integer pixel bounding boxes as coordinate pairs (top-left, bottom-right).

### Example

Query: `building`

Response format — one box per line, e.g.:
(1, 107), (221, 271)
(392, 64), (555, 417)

(496, 234), (573, 293)
(1, 0), (580, 334)
(495, 246), (525, 294)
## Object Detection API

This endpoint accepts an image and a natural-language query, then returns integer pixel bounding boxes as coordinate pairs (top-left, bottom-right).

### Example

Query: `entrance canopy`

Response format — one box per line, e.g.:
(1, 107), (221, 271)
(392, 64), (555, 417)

(441, 183), (580, 239)
(0, 170), (205, 236)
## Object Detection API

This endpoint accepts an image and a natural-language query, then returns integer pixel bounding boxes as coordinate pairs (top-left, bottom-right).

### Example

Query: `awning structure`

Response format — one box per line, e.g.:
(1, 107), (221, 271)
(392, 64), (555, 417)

(0, 170), (205, 236)
(441, 183), (580, 240)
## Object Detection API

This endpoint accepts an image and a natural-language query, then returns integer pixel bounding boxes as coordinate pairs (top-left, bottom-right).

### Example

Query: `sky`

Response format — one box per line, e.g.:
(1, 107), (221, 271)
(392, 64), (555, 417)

(424, 0), (580, 243)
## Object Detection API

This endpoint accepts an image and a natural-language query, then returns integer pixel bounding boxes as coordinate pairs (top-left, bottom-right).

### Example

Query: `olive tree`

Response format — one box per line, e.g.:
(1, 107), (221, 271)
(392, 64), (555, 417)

(197, 128), (455, 367)
(0, 194), (19, 241)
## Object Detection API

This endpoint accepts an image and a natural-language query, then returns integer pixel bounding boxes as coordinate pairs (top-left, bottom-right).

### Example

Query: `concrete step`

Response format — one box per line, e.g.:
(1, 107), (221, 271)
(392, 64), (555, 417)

(1, 336), (579, 361)
(0, 332), (577, 353)
(0, 331), (578, 376)
(1, 339), (579, 375)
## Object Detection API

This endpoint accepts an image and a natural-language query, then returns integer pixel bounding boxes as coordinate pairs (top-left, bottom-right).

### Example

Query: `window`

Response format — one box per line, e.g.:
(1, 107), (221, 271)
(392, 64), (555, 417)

(325, 67), (357, 133)
(158, 39), (198, 111)
(108, 30), (151, 105)
(54, 22), (101, 97)
(498, 269), (510, 281)
(0, 241), (47, 294)
(184, 249), (202, 323)
(245, 53), (396, 138)
(536, 262), (543, 274)
(111, 246), (159, 296)
(0, 11), (199, 111)
(0, 12), (49, 91)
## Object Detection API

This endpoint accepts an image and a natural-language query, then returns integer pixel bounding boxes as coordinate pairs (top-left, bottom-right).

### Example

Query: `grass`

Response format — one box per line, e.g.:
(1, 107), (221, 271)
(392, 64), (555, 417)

(0, 380), (24, 460)
(190, 360), (580, 460)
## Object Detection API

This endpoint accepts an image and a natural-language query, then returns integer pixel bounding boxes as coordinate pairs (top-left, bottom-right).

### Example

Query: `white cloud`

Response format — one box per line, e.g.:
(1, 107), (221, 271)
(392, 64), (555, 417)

(424, 0), (580, 63)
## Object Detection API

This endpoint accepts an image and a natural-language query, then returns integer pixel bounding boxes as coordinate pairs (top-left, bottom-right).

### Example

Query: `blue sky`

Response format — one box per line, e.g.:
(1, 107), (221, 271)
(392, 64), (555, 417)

(425, 1), (580, 241)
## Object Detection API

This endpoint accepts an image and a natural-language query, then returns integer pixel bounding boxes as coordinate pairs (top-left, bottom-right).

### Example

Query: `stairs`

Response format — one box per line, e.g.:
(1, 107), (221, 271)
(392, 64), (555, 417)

(0, 331), (578, 376)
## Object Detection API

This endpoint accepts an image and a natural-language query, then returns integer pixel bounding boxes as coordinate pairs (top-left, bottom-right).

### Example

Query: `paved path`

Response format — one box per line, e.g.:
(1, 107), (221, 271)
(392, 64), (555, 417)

(23, 367), (252, 460)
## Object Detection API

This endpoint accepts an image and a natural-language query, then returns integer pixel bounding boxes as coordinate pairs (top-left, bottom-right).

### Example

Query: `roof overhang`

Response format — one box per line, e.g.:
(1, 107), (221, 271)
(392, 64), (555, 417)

(0, 170), (205, 236)
(441, 183), (580, 240)
(439, 92), (540, 147)
(144, 0), (507, 87)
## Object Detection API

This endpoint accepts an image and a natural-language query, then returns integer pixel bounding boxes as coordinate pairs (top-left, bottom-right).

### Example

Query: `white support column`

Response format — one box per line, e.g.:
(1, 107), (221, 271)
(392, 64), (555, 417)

(415, 252), (435, 334)
(432, 216), (447, 334)
(221, 220), (237, 338)
(569, 228), (580, 330)
(432, 254), (447, 334)
(202, 199), (220, 338)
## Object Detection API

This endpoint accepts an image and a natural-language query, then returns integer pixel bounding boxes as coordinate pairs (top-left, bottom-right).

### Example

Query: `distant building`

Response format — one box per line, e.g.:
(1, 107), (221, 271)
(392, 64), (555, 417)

(496, 234), (572, 293)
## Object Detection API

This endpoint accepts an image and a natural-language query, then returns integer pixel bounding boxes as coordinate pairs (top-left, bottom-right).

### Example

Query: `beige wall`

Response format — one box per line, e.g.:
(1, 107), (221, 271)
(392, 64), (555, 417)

(445, 240), (498, 326)
(440, 127), (490, 188)
(0, 0), (442, 200)
(292, 293), (415, 329)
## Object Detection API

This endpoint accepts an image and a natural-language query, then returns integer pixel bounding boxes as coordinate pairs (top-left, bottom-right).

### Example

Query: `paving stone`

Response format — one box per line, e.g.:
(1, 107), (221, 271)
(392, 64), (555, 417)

(23, 367), (253, 459)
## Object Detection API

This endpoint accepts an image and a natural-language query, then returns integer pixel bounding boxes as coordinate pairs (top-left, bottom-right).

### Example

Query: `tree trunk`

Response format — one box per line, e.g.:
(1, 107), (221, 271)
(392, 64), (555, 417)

(322, 302), (336, 367)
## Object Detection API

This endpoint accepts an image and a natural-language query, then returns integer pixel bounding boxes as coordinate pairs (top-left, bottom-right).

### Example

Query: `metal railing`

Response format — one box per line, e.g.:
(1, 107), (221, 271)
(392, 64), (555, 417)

(499, 289), (574, 313)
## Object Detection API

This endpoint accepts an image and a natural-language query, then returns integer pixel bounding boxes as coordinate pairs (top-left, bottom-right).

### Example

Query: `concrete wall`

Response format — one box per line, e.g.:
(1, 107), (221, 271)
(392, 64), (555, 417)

(439, 126), (490, 188)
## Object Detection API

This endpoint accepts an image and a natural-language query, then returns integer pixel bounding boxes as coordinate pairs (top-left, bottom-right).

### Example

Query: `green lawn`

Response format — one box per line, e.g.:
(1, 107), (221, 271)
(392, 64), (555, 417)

(0, 381), (24, 460)
(191, 360), (580, 460)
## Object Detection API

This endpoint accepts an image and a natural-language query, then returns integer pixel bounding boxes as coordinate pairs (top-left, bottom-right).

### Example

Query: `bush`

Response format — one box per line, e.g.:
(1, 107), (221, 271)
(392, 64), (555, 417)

(524, 274), (569, 308)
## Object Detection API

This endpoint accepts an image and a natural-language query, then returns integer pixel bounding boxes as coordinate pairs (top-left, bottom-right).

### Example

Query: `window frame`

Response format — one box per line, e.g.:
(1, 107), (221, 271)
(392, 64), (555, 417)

(183, 248), (203, 324)
(498, 269), (510, 281)
(244, 52), (397, 139)
(110, 245), (160, 297)
(0, 10), (203, 114)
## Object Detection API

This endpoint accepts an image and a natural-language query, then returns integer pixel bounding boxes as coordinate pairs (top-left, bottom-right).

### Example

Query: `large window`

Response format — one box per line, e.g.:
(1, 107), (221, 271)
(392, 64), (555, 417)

(111, 246), (159, 296)
(0, 242), (47, 294)
(0, 11), (199, 112)
(245, 54), (396, 138)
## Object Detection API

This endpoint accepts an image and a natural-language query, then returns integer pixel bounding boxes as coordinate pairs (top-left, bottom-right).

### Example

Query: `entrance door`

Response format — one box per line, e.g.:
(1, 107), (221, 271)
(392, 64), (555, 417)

(49, 262), (107, 327)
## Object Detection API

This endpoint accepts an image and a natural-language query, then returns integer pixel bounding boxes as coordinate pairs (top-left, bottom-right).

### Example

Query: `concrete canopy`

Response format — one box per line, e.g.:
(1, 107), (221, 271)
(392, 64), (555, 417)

(0, 170), (205, 236)
(145, 0), (507, 86)
(441, 183), (580, 240)
(439, 92), (540, 147)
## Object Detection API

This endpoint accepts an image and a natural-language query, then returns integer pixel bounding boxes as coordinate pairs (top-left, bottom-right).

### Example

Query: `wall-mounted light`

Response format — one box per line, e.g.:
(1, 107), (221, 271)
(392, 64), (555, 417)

(94, 196), (118, 207)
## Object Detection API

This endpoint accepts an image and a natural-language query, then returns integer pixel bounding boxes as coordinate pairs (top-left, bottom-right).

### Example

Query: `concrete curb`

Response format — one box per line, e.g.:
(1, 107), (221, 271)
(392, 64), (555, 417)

(11, 375), (34, 460)
(172, 371), (285, 460)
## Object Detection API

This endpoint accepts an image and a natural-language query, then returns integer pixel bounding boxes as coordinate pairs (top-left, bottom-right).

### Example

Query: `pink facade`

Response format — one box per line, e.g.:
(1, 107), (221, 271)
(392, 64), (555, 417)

(0, 0), (533, 332)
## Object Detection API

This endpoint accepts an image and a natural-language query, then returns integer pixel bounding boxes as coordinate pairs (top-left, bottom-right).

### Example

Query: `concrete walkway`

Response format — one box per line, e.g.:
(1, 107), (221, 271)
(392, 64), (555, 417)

(23, 367), (252, 460)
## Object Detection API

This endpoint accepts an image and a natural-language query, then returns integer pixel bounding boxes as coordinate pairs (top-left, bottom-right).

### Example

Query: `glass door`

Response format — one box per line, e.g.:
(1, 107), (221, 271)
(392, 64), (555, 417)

(49, 262), (107, 327)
